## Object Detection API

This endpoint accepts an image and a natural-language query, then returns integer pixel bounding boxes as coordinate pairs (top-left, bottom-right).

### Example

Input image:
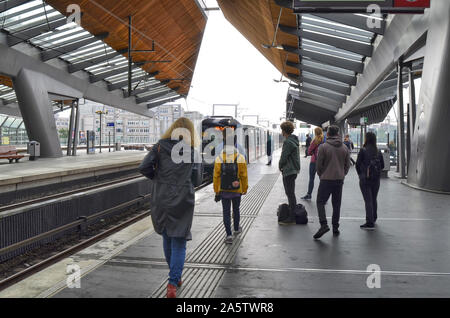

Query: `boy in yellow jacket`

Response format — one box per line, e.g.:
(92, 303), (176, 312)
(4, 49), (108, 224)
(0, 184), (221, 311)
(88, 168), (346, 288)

(213, 132), (248, 244)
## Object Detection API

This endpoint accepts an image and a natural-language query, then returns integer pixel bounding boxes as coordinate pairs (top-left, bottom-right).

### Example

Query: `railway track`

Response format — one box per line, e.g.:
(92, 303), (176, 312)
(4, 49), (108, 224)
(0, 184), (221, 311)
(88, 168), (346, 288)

(0, 178), (212, 292)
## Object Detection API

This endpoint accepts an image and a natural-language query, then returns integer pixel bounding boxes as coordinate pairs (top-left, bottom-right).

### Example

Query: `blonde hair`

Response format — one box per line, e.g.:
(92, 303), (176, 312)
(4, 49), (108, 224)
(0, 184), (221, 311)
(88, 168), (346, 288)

(313, 127), (324, 145)
(161, 117), (199, 147)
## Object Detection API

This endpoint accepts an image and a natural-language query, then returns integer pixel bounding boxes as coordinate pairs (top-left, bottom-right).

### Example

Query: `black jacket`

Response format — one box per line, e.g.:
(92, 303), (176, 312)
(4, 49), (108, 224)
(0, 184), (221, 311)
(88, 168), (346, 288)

(356, 146), (385, 182)
(139, 138), (199, 240)
(305, 136), (312, 148)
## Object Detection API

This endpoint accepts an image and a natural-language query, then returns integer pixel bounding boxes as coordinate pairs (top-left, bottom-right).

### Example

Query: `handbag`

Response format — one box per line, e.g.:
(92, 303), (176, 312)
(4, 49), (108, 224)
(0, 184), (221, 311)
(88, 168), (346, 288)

(139, 144), (160, 179)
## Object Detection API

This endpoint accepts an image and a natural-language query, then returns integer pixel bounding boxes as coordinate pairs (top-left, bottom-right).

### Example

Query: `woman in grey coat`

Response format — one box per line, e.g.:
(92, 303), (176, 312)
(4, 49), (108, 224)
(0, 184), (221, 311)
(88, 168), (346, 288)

(139, 117), (201, 298)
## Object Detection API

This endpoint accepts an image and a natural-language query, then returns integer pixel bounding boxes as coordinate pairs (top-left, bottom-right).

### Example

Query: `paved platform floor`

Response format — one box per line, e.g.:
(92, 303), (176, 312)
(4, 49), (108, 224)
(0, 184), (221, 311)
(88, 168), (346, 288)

(0, 150), (147, 189)
(1, 149), (450, 298)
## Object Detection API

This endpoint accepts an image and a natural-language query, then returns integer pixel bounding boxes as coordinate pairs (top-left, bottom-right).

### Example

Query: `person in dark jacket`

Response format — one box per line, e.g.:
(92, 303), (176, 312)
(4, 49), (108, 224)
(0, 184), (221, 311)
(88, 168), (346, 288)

(301, 127), (324, 200)
(139, 117), (200, 298)
(267, 132), (273, 165)
(279, 121), (301, 224)
(343, 134), (356, 165)
(356, 132), (385, 230)
(305, 134), (312, 158)
(313, 125), (351, 239)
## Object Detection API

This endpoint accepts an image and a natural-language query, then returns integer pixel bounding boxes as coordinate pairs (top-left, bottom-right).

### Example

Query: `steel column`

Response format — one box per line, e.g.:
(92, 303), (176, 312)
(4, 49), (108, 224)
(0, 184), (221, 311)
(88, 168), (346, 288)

(408, 66), (417, 137)
(73, 99), (80, 156)
(408, 0), (450, 192)
(128, 15), (133, 96)
(397, 60), (406, 178)
(67, 101), (75, 156)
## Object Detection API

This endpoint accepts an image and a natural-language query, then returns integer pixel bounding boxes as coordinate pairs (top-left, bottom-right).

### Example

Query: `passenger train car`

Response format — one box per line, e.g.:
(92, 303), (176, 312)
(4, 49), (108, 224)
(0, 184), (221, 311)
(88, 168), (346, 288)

(200, 116), (283, 178)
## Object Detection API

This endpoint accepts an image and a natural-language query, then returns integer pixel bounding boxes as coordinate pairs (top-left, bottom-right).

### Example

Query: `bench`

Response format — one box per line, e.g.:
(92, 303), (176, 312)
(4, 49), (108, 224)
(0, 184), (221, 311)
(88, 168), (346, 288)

(0, 145), (26, 163)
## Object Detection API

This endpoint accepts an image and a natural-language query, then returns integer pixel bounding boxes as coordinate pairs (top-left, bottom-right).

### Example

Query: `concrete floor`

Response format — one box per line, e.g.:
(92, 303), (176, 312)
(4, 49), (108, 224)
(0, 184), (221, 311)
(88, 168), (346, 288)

(0, 150), (147, 190)
(2, 149), (449, 298)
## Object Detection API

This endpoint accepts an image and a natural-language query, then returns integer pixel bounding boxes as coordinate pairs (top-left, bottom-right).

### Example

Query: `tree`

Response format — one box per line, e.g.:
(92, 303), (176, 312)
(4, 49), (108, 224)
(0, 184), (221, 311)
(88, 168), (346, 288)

(58, 128), (69, 140)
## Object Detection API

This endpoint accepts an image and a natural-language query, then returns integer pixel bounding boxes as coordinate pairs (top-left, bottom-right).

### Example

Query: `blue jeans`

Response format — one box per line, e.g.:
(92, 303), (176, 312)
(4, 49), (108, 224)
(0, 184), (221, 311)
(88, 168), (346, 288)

(162, 230), (186, 287)
(307, 162), (317, 196)
(221, 196), (241, 236)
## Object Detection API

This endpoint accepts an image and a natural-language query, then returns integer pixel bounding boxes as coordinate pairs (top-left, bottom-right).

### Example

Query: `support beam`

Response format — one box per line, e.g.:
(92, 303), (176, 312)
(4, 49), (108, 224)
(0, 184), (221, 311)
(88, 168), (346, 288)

(298, 91), (342, 109)
(298, 29), (372, 57)
(89, 63), (143, 83)
(68, 48), (128, 73)
(7, 18), (68, 47)
(137, 89), (179, 104)
(301, 48), (364, 73)
(397, 60), (406, 179)
(107, 71), (159, 91)
(302, 84), (347, 103)
(408, 66), (417, 137)
(302, 76), (351, 95)
(0, 41), (154, 118)
(147, 97), (179, 109)
(123, 80), (170, 98)
(73, 99), (80, 156)
(294, 95), (340, 112)
(0, 0), (33, 14)
(12, 69), (82, 158)
(287, 60), (356, 85)
(128, 15), (133, 96)
(280, 25), (372, 56)
(310, 13), (385, 35)
(283, 45), (363, 72)
(290, 97), (336, 126)
(67, 101), (75, 156)
(41, 33), (109, 61)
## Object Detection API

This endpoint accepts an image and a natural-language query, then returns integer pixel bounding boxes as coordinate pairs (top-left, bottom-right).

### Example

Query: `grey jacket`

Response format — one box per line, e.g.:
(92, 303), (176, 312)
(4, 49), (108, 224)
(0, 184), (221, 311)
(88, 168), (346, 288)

(316, 135), (351, 181)
(143, 138), (196, 240)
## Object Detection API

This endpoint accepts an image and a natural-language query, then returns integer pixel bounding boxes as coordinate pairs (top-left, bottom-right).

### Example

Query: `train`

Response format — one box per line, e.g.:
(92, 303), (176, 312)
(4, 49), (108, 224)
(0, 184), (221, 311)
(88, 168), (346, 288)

(200, 116), (283, 178)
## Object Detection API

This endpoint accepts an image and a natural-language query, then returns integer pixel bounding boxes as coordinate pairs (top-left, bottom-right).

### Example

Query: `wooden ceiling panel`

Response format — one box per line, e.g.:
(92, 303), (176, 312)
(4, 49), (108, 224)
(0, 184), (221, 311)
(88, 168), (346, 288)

(218, 0), (299, 79)
(45, 0), (207, 96)
(0, 75), (13, 88)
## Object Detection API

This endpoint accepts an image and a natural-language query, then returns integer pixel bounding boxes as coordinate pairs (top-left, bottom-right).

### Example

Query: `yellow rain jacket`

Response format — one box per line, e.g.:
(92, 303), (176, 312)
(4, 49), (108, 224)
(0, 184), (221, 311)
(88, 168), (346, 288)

(213, 151), (248, 194)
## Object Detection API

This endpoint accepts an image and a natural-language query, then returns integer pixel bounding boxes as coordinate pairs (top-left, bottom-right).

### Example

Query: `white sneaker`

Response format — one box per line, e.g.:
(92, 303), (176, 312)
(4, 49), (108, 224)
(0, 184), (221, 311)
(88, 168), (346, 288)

(233, 226), (242, 235)
(224, 235), (233, 244)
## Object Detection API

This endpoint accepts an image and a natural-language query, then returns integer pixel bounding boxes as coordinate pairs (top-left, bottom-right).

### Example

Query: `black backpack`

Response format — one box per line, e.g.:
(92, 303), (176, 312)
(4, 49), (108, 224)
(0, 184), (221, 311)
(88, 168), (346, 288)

(220, 156), (240, 190)
(366, 150), (382, 181)
(295, 204), (308, 224)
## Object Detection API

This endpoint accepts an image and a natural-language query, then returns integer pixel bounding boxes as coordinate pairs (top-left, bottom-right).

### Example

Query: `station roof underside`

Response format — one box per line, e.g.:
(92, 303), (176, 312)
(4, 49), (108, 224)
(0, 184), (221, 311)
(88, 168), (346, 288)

(218, 0), (423, 127)
(0, 0), (207, 114)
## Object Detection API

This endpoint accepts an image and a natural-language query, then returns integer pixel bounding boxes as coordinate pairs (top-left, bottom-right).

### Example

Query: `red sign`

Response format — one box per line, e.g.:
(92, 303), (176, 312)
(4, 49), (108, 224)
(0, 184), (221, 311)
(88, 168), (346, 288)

(394, 0), (430, 7)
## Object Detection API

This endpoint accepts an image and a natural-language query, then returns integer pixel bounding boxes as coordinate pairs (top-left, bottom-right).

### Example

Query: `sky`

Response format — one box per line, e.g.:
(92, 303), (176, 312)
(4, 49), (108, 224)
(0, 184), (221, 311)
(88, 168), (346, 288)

(180, 9), (290, 124)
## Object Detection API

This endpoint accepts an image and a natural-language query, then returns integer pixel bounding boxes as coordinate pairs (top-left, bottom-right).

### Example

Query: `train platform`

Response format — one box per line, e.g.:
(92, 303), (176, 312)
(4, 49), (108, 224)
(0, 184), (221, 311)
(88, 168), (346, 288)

(0, 150), (147, 195)
(1, 150), (450, 298)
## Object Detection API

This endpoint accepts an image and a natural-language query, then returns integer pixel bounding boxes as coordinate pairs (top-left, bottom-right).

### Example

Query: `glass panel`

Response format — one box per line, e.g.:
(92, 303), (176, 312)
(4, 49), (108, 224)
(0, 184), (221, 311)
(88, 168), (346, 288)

(0, 115), (7, 126)
(2, 117), (15, 127)
(9, 119), (22, 129)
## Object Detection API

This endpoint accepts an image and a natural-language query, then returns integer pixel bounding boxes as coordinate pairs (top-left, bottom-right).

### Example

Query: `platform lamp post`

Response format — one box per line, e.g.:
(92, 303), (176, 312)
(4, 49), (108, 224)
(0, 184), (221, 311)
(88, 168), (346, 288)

(95, 110), (107, 153)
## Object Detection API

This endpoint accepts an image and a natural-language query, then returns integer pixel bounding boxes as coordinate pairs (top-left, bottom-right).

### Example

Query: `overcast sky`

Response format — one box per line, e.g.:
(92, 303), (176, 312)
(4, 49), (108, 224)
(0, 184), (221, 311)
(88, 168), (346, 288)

(178, 8), (290, 124)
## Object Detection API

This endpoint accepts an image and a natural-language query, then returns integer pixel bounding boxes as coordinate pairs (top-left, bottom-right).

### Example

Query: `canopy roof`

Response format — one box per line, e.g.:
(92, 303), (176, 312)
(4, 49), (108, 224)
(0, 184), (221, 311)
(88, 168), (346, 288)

(218, 0), (392, 126)
(1, 0), (207, 111)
